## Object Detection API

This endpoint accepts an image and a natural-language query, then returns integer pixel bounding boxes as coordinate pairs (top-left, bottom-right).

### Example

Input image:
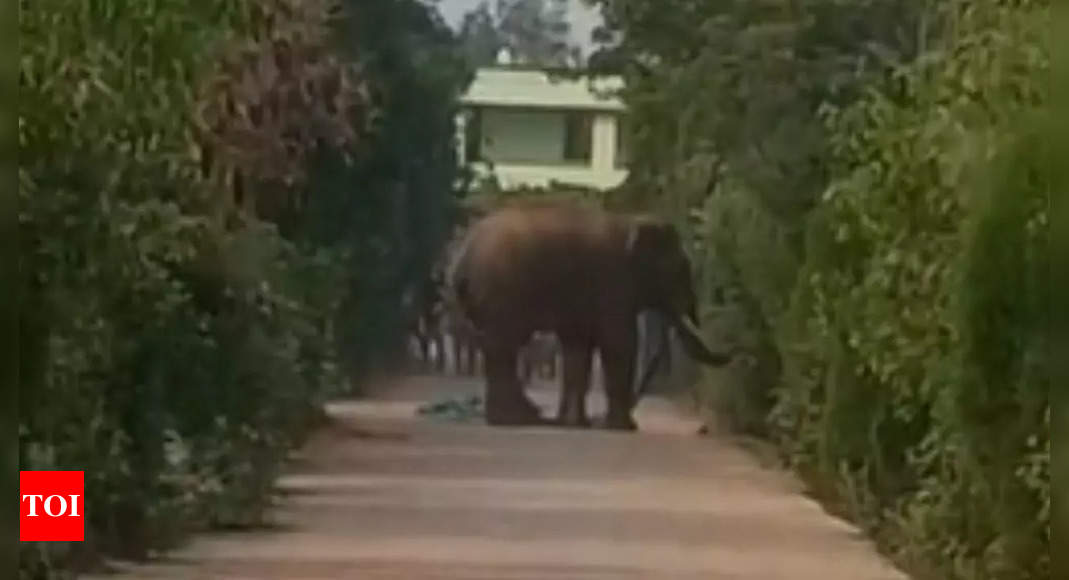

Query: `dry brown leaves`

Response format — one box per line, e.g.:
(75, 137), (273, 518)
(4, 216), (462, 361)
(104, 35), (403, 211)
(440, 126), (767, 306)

(196, 0), (369, 213)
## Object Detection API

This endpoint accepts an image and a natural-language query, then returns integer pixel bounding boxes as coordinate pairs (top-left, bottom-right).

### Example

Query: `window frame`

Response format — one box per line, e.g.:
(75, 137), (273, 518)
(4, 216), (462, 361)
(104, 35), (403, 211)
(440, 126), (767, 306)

(465, 105), (596, 168)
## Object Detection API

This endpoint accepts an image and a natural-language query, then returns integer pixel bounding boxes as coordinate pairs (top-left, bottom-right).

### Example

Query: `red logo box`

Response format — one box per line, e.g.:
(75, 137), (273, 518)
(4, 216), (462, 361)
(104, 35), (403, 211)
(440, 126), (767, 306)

(20, 471), (85, 542)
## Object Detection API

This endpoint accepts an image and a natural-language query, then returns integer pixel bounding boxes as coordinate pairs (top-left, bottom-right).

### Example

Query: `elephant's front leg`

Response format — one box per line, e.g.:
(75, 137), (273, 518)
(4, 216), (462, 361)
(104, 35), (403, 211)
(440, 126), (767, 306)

(599, 325), (638, 431)
(557, 341), (593, 428)
(483, 342), (542, 426)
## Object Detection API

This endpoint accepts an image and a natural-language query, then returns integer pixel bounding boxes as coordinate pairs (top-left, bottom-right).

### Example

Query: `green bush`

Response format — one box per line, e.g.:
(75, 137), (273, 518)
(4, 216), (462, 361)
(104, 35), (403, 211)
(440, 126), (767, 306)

(590, 0), (1049, 577)
(773, 1), (1048, 577)
(300, 0), (471, 381)
(16, 0), (395, 575)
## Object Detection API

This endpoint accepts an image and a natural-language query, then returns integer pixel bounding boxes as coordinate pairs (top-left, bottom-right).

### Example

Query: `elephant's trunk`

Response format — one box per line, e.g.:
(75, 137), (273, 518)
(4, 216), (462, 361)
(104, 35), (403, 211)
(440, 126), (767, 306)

(671, 310), (732, 367)
(687, 302), (699, 326)
(634, 309), (732, 403)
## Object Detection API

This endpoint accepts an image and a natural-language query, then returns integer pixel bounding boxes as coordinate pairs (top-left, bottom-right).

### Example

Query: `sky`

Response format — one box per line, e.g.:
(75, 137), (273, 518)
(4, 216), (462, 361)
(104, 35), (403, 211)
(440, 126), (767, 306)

(432, 0), (602, 54)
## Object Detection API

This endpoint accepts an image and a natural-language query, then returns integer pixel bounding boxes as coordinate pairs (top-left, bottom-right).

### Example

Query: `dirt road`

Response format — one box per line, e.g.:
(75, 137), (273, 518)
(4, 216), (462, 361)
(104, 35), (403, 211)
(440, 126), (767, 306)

(94, 375), (907, 579)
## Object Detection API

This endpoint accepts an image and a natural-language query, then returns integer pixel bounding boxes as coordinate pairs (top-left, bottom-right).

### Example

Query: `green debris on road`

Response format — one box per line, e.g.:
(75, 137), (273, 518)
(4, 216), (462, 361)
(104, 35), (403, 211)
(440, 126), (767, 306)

(416, 394), (484, 422)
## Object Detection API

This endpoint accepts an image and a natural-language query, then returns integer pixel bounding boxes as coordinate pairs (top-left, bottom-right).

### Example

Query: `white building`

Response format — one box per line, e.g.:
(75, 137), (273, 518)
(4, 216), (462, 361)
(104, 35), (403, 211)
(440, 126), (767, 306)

(456, 65), (628, 191)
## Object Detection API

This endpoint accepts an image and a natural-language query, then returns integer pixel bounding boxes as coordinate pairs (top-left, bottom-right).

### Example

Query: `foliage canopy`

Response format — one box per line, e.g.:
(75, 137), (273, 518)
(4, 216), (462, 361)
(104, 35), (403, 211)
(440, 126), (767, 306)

(585, 0), (1050, 577)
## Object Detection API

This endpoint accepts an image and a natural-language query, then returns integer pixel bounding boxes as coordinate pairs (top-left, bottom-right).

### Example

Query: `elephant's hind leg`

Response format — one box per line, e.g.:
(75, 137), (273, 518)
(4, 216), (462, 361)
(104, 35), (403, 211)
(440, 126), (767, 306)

(483, 342), (543, 426)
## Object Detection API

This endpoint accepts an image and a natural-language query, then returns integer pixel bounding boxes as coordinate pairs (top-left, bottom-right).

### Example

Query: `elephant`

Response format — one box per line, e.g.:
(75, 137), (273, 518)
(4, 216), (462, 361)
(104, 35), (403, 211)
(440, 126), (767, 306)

(447, 201), (734, 430)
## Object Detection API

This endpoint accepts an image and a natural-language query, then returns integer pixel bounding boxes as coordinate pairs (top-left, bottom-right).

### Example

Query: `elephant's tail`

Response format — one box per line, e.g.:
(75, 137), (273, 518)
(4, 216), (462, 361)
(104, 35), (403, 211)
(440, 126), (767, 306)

(443, 238), (483, 341)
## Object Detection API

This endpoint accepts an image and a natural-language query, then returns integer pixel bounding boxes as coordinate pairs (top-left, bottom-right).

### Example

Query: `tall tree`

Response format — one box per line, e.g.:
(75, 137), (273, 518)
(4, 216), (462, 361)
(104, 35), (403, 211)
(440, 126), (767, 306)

(458, 0), (579, 67)
(458, 2), (503, 66)
(497, 0), (575, 66)
(583, 0), (933, 426)
(582, 0), (1050, 578)
(307, 0), (472, 377)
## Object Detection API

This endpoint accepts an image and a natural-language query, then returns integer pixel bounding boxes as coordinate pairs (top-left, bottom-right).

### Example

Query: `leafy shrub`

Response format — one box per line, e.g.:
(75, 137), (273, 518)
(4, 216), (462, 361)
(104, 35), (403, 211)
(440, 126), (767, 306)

(299, 0), (472, 381)
(775, 1), (1049, 577)
(18, 0), (365, 574)
(590, 0), (1049, 577)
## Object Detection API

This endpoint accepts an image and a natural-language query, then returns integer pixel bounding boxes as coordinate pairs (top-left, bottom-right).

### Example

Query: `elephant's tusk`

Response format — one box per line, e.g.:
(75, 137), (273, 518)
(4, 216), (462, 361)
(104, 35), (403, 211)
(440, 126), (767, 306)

(633, 313), (731, 410)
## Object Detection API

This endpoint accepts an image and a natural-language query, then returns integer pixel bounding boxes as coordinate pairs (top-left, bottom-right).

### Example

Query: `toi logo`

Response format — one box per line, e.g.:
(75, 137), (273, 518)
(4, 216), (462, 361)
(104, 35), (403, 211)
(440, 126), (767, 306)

(20, 471), (84, 542)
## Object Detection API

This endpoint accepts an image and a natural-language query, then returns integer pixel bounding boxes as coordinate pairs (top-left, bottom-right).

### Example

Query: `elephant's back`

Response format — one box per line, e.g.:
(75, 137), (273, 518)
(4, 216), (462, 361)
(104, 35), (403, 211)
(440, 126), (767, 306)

(465, 204), (617, 272)
(457, 204), (626, 326)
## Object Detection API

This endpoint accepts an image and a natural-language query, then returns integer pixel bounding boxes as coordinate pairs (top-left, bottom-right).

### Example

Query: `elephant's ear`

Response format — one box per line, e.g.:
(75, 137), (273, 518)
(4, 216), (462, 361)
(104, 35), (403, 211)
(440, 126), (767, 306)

(625, 217), (678, 259)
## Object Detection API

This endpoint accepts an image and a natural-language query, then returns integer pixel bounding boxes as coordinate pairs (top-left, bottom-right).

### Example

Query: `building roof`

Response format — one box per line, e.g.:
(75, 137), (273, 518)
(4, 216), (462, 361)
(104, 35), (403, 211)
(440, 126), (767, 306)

(460, 67), (625, 112)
